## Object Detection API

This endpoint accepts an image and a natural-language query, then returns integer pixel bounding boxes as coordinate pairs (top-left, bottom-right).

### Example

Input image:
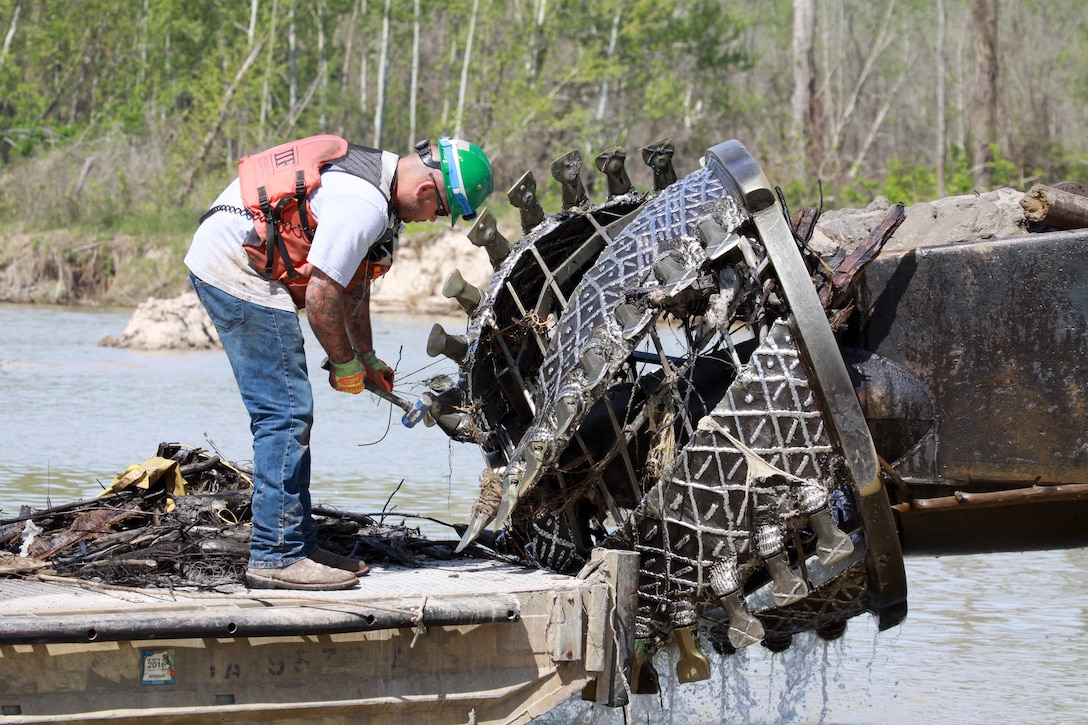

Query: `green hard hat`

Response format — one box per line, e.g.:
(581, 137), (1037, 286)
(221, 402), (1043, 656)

(437, 137), (494, 227)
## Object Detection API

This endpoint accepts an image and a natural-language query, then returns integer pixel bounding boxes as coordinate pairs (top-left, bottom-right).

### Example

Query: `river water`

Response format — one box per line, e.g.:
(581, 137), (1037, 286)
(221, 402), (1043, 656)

(1, 303), (1085, 723)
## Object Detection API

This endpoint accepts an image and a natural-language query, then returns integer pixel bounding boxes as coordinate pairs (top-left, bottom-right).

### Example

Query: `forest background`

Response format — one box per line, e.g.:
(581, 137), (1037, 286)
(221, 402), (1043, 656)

(1, 0), (1084, 304)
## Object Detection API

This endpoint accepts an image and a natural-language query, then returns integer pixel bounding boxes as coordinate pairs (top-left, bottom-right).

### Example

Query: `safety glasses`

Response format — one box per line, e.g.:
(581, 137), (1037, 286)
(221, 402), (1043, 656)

(414, 137), (476, 221)
(429, 173), (449, 217)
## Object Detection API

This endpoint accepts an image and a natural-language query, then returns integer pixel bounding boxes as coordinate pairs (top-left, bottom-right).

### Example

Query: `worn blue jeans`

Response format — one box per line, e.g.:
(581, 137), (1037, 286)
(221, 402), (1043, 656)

(190, 274), (317, 569)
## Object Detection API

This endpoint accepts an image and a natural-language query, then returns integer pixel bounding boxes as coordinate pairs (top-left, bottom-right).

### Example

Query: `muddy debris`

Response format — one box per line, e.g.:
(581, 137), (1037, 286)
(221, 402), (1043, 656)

(0, 443), (480, 589)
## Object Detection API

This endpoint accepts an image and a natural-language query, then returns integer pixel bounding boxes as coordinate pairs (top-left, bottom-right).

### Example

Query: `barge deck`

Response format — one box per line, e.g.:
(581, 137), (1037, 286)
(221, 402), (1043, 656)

(0, 550), (637, 724)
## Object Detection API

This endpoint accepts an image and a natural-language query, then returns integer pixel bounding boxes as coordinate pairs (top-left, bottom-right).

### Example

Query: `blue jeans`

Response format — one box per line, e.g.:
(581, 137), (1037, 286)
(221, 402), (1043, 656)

(190, 274), (317, 569)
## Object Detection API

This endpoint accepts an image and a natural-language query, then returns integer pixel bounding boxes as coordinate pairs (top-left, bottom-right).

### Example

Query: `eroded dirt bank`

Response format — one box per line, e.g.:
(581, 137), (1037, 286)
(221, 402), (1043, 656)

(5, 189), (1029, 350)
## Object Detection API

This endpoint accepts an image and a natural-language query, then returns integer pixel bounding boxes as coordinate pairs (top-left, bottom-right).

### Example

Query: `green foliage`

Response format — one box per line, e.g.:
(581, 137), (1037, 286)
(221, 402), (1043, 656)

(831, 178), (882, 209)
(945, 147), (976, 196)
(1, 0), (1087, 239)
(881, 157), (937, 204)
(117, 207), (202, 239)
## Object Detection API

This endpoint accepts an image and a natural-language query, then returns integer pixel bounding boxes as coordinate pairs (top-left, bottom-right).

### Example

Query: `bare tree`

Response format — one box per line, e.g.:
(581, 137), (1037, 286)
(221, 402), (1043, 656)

(454, 0), (480, 139)
(289, 0), (299, 111)
(259, 0), (280, 143)
(0, 0), (22, 70)
(373, 0), (391, 146)
(358, 0), (369, 141)
(336, 0), (360, 137)
(180, 40), (266, 201)
(971, 0), (999, 188)
(816, 1), (898, 180)
(935, 0), (947, 196)
(790, 0), (815, 180)
(593, 5), (622, 148)
(409, 0), (420, 148)
(315, 0), (328, 132)
(248, 0), (259, 46)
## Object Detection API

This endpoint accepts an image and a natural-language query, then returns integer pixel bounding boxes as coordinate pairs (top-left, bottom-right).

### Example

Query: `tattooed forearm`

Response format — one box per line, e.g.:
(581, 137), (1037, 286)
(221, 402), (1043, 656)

(306, 269), (354, 363)
(346, 279), (375, 353)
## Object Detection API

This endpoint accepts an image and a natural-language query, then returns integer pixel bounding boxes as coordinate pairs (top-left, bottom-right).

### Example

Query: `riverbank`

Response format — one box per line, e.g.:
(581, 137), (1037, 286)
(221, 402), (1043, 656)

(92, 228), (498, 349)
(0, 226), (497, 315)
(1, 187), (1029, 319)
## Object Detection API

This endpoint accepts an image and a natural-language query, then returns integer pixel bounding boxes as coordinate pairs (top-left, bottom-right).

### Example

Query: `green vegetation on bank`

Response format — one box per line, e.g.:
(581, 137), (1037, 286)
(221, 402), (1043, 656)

(2, 1), (1087, 304)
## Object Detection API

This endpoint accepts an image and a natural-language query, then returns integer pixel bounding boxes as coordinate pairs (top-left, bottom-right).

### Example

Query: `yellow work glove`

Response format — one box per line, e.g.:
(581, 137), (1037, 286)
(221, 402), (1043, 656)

(328, 355), (365, 394)
(360, 349), (394, 393)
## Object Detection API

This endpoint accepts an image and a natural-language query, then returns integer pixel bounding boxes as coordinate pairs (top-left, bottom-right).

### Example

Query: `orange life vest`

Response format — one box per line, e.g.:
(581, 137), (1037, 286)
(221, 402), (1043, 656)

(204, 135), (398, 308)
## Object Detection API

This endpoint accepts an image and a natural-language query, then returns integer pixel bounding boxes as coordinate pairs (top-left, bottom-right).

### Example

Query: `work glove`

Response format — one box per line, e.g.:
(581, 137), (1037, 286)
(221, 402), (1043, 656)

(327, 355), (365, 394)
(360, 349), (394, 393)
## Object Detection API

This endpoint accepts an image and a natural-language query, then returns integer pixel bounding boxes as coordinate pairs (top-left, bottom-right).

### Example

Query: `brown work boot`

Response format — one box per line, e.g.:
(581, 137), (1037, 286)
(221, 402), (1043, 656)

(311, 548), (370, 577)
(245, 557), (359, 591)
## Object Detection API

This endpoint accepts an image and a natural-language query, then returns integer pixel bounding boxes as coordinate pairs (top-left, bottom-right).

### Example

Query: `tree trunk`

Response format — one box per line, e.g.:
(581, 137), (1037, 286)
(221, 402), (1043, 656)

(137, 0), (149, 87)
(821, 0), (895, 179)
(336, 0), (360, 137)
(317, 0), (328, 132)
(935, 0), (947, 196)
(178, 40), (265, 202)
(372, 0), (391, 146)
(454, 0), (480, 139)
(0, 0), (23, 69)
(527, 0), (548, 88)
(259, 0), (279, 142)
(409, 0), (420, 148)
(593, 5), (622, 146)
(790, 0), (815, 180)
(248, 0), (259, 46)
(288, 0), (298, 112)
(358, 0), (369, 141)
(971, 0), (999, 189)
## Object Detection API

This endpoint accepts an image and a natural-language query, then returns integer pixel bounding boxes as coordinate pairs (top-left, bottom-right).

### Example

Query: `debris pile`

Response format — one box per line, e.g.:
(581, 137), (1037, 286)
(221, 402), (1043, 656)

(0, 443), (464, 589)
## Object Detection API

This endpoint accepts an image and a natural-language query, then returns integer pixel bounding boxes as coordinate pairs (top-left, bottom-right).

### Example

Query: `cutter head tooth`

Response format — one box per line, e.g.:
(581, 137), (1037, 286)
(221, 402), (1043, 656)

(454, 510), (494, 553)
(491, 489), (518, 531)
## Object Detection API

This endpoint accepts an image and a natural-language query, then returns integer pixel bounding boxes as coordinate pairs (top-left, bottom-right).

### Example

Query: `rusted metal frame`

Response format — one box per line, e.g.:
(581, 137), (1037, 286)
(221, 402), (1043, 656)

(595, 337), (704, 510)
(549, 207), (670, 526)
(708, 139), (907, 629)
(546, 390), (645, 525)
(500, 268), (564, 420)
(892, 482), (1088, 512)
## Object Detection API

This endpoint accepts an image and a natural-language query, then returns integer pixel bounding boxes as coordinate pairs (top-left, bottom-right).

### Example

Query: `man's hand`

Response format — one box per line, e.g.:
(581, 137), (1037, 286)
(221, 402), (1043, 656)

(327, 355), (365, 394)
(360, 350), (394, 393)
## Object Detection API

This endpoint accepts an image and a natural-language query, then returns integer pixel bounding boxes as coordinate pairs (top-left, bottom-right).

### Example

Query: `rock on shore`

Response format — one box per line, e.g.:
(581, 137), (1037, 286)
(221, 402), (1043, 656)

(98, 289), (220, 349)
(102, 229), (495, 350)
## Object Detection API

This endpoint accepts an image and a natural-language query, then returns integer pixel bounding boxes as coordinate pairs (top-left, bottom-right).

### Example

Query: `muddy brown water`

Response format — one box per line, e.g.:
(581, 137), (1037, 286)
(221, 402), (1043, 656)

(1, 303), (1085, 724)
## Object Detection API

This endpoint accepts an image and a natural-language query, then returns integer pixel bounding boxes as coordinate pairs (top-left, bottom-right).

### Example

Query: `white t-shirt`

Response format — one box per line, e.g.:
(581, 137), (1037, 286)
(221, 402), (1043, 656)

(185, 161), (397, 312)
